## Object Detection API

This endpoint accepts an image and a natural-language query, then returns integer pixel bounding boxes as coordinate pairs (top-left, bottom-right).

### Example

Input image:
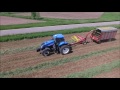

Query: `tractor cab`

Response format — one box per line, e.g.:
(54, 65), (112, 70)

(52, 34), (65, 45)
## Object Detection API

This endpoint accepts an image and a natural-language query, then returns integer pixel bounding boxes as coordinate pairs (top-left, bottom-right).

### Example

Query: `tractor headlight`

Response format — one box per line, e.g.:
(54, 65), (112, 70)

(41, 45), (43, 49)
(40, 43), (44, 49)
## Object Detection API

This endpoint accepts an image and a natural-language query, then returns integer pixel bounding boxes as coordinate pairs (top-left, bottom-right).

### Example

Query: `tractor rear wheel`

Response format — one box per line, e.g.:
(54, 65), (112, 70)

(42, 48), (50, 56)
(60, 45), (71, 55)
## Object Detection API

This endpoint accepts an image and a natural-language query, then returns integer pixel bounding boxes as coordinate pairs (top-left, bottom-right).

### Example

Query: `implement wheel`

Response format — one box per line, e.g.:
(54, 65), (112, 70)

(97, 40), (101, 44)
(82, 41), (87, 45)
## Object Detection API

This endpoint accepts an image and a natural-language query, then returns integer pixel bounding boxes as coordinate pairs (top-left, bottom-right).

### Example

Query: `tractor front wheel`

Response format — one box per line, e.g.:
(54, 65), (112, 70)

(41, 48), (50, 56)
(60, 45), (71, 55)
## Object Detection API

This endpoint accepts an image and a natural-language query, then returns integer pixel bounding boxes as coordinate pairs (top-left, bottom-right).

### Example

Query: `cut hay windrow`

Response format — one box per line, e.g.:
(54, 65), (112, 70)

(19, 50), (119, 78)
(65, 59), (120, 78)
(0, 45), (39, 56)
(93, 68), (120, 78)
(0, 46), (119, 78)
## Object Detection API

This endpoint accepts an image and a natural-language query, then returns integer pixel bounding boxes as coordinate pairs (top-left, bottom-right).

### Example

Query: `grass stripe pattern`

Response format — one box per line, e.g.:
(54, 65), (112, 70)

(0, 25), (119, 42)
(65, 59), (120, 78)
(0, 45), (38, 56)
(0, 46), (119, 78)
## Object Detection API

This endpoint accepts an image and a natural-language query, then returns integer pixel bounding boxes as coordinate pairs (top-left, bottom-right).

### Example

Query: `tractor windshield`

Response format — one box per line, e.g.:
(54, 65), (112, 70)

(56, 38), (65, 44)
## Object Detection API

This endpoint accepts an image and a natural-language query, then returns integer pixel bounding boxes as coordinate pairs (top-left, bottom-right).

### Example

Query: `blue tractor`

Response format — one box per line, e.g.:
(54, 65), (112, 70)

(36, 34), (72, 56)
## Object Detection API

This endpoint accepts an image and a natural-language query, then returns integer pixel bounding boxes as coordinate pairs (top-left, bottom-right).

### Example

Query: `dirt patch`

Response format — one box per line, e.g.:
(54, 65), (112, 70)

(0, 16), (44, 25)
(14, 12), (104, 19)
(94, 68), (120, 78)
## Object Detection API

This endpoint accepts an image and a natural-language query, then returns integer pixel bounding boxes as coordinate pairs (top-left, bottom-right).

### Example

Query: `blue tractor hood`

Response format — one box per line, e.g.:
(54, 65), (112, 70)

(42, 39), (54, 46)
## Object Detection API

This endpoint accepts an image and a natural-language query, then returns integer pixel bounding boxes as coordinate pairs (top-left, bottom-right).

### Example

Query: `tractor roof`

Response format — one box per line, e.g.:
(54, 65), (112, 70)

(53, 34), (64, 38)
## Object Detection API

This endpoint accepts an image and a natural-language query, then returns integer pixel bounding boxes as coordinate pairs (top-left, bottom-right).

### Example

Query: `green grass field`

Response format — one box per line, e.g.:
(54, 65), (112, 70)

(0, 12), (120, 30)
(0, 25), (119, 42)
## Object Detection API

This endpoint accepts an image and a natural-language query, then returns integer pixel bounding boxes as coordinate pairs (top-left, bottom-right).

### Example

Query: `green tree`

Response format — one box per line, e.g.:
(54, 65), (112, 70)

(31, 12), (40, 19)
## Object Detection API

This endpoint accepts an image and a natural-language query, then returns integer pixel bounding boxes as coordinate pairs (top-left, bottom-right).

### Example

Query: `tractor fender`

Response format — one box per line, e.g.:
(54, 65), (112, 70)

(58, 41), (68, 47)
(40, 47), (50, 51)
(44, 47), (51, 50)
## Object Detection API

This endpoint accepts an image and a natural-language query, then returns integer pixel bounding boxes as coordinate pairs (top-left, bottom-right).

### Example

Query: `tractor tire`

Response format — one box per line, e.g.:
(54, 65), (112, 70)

(60, 45), (71, 55)
(41, 48), (50, 56)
